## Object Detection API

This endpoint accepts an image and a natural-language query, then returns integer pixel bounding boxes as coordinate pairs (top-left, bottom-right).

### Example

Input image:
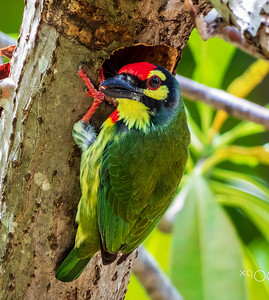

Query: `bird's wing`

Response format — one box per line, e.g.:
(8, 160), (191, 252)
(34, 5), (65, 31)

(97, 130), (183, 254)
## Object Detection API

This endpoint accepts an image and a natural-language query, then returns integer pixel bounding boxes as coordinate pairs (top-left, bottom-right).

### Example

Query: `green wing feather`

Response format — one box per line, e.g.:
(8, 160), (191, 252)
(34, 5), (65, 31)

(56, 121), (116, 281)
(98, 110), (189, 254)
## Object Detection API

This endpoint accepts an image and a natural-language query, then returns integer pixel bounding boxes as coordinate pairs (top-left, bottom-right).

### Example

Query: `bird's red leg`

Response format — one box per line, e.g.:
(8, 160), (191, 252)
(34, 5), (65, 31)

(78, 67), (105, 123)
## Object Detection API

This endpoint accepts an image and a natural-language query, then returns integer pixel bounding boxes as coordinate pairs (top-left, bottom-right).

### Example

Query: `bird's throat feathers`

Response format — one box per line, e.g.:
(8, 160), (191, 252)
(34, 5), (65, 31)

(107, 99), (150, 132)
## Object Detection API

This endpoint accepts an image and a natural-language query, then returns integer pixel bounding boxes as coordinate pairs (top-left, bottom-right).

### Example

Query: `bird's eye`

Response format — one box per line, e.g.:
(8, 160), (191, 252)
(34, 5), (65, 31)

(147, 75), (161, 90)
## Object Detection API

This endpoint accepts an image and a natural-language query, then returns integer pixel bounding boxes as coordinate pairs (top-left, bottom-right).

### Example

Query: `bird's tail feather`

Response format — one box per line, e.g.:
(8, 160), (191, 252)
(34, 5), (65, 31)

(55, 249), (91, 282)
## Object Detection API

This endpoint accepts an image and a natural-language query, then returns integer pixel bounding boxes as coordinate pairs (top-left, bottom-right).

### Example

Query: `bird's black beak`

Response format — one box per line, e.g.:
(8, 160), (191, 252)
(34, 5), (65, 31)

(99, 75), (143, 101)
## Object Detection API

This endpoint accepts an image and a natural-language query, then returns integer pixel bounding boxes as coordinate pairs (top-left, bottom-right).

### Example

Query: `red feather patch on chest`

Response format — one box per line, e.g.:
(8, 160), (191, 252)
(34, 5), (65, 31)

(109, 110), (120, 123)
(118, 62), (157, 81)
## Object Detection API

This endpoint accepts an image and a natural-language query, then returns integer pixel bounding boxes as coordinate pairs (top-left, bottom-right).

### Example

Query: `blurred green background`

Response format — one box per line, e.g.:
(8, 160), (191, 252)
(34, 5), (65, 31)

(2, 3), (269, 300)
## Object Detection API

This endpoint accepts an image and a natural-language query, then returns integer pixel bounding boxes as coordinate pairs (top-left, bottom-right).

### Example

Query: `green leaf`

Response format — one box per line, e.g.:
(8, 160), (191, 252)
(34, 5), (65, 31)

(171, 175), (246, 300)
(125, 274), (149, 300)
(243, 246), (269, 299)
(211, 168), (269, 200)
(186, 109), (206, 153)
(143, 228), (172, 274)
(188, 31), (236, 89)
(213, 122), (265, 149)
(211, 181), (269, 243)
(249, 237), (269, 285)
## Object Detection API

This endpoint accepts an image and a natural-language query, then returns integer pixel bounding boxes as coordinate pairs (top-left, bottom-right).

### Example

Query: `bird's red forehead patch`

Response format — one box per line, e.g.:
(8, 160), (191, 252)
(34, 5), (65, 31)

(118, 62), (157, 81)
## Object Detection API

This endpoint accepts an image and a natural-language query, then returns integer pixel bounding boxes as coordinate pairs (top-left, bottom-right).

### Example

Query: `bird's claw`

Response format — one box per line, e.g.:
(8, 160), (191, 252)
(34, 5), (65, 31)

(78, 67), (105, 123)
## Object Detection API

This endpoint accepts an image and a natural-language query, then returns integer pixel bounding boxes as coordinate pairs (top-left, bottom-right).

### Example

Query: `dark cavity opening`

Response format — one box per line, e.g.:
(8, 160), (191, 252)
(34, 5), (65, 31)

(102, 44), (179, 80)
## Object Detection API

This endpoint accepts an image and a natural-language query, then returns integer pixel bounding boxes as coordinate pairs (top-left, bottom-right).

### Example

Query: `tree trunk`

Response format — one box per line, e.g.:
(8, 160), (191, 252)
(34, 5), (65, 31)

(0, 0), (210, 299)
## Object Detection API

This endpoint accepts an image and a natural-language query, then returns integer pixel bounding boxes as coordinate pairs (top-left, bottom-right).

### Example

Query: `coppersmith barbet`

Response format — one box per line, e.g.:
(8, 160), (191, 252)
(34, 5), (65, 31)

(56, 62), (190, 282)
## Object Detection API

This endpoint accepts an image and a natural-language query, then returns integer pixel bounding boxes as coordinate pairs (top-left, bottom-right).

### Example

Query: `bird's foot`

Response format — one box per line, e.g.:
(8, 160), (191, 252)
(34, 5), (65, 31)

(78, 66), (105, 123)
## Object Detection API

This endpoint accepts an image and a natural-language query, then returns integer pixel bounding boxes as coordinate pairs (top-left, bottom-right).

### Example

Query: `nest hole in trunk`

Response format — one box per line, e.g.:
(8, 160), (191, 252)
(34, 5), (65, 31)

(101, 44), (179, 80)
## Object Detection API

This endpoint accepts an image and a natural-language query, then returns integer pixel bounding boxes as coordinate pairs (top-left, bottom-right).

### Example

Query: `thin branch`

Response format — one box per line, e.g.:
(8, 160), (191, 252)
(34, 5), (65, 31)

(133, 246), (184, 300)
(177, 75), (269, 130)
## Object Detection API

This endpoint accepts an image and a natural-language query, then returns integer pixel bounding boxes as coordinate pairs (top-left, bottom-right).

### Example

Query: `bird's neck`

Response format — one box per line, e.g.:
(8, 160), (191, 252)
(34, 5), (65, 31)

(114, 99), (151, 132)
(104, 99), (181, 133)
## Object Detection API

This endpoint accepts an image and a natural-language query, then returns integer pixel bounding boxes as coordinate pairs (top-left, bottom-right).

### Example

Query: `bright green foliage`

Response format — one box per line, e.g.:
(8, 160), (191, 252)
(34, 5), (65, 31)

(0, 1), (24, 34)
(188, 30), (236, 134)
(171, 175), (246, 300)
(188, 30), (235, 88)
(243, 247), (269, 299)
(144, 228), (172, 273)
(249, 238), (269, 285)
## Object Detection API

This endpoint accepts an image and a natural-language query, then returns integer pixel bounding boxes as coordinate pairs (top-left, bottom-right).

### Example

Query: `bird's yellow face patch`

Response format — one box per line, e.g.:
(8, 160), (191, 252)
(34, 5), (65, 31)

(144, 85), (169, 100)
(143, 70), (169, 100)
(148, 70), (166, 81)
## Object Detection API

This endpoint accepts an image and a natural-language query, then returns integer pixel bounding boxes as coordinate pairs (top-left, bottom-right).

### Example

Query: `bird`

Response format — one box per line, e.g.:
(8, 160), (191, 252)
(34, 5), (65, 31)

(55, 62), (190, 282)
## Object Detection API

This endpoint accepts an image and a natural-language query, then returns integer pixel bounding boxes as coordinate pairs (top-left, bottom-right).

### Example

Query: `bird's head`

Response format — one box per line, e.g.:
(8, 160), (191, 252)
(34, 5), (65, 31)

(100, 62), (182, 127)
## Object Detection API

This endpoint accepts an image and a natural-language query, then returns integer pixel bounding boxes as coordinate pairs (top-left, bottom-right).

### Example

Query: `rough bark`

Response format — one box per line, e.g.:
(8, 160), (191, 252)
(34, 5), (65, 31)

(0, 0), (211, 299)
(209, 0), (269, 61)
